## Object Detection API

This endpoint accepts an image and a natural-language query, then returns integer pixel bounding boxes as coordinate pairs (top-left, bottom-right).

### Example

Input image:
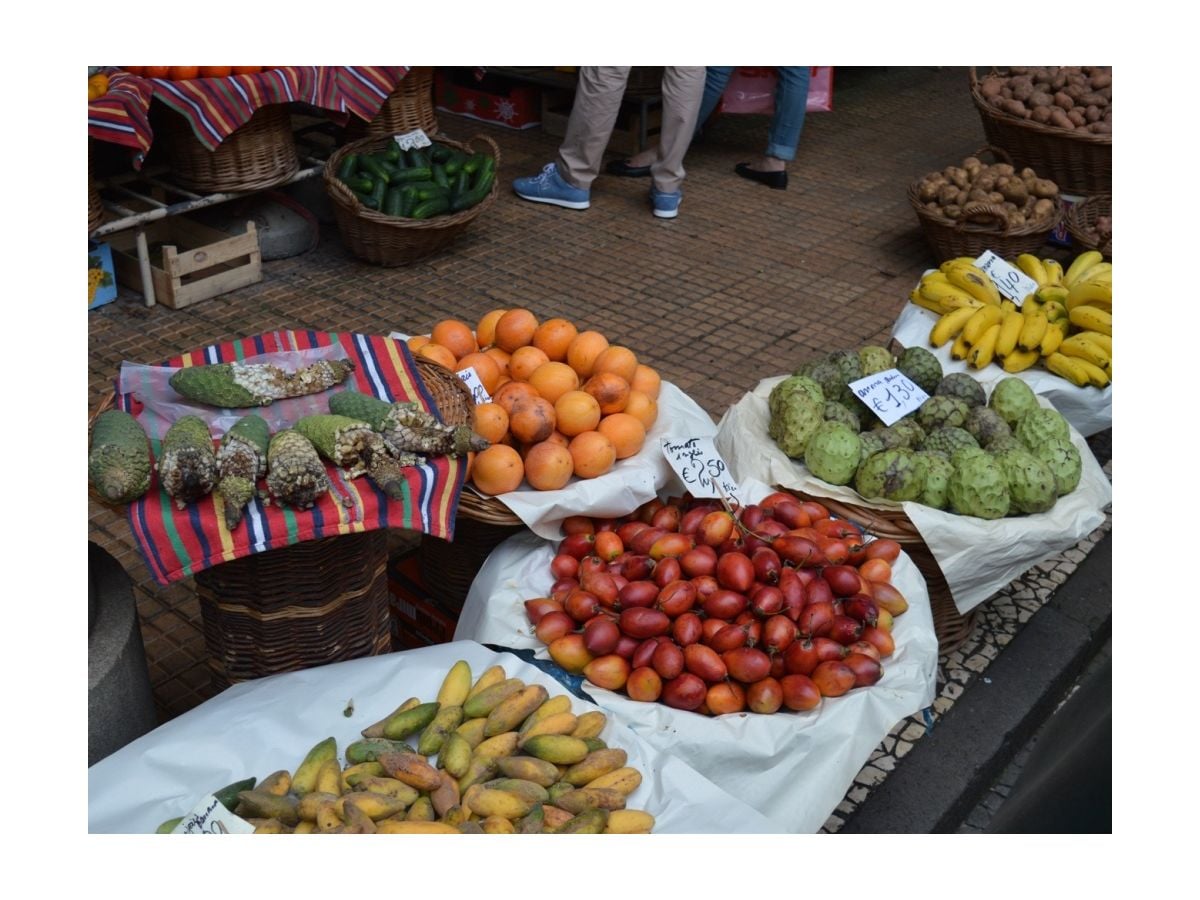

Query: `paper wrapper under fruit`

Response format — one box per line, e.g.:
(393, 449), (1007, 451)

(87, 641), (783, 834)
(714, 374), (1112, 615)
(453, 480), (938, 835)
(892, 301), (1111, 436)
(157, 415), (217, 509)
(480, 381), (721, 540)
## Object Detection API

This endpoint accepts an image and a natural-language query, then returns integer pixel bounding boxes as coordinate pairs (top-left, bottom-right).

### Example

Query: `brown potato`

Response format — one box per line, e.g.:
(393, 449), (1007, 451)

(980, 78), (1005, 99)
(1020, 167), (1038, 184)
(993, 163), (1015, 177)
(1053, 91), (1074, 110)
(1051, 71), (1068, 90)
(1079, 92), (1108, 108)
(967, 188), (991, 203)
(1000, 178), (1028, 204)
(1007, 211), (1027, 229)
(1067, 108), (1087, 127)
(1049, 108), (1075, 130)
(975, 172), (997, 192)
(1090, 71), (1112, 90)
(1085, 105), (1102, 123)
(947, 167), (970, 189)
(1001, 99), (1030, 117)
(917, 176), (944, 203)
(1029, 91), (1054, 108)
(988, 191), (1005, 204)
(1031, 106), (1054, 124)
(1001, 86), (1014, 100)
(1088, 121), (1112, 134)
(1012, 81), (1034, 102)
(1032, 179), (1059, 199)
(937, 183), (960, 206)
(942, 204), (962, 220)
(1032, 199), (1056, 220)
(1065, 83), (1086, 100)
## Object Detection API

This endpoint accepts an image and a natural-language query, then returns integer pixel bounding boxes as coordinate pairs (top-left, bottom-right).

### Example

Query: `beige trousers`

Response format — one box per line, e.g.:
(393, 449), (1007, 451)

(556, 66), (706, 194)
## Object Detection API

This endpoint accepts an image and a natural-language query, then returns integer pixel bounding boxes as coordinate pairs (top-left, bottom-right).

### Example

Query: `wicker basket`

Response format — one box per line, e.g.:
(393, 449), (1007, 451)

(88, 141), (104, 234)
(1065, 193), (1112, 259)
(357, 66), (438, 138)
(196, 530), (391, 688)
(160, 104), (300, 193)
(968, 68), (1111, 196)
(325, 133), (500, 266)
(909, 147), (1063, 262)
(786, 491), (979, 657)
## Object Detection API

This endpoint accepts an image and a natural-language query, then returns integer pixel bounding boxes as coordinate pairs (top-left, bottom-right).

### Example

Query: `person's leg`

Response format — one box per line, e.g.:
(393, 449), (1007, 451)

(620, 66), (732, 171)
(649, 66), (706, 196)
(764, 66), (811, 162)
(556, 66), (630, 189)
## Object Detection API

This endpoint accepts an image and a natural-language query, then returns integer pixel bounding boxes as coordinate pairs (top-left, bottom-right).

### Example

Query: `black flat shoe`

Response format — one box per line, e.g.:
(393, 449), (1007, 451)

(606, 159), (652, 178)
(735, 163), (788, 190)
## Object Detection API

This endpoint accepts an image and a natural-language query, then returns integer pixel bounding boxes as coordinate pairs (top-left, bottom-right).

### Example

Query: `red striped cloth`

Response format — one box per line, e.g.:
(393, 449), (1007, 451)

(88, 66), (411, 161)
(115, 330), (466, 586)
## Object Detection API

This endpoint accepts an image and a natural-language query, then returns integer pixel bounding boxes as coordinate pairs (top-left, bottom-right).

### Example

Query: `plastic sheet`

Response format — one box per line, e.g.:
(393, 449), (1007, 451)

(714, 376), (1112, 614)
(454, 481), (939, 833)
(88, 641), (783, 834)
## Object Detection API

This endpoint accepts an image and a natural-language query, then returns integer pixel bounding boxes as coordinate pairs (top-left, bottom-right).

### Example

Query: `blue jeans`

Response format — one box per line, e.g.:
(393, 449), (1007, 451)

(697, 66), (811, 162)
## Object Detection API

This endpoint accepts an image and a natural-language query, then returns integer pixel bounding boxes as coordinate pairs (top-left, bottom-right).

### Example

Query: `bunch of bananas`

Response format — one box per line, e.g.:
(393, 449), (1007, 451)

(909, 251), (1111, 387)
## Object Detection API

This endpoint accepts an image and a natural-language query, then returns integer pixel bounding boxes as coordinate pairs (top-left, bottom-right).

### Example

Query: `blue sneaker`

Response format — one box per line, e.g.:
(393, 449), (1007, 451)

(650, 186), (681, 219)
(513, 163), (590, 210)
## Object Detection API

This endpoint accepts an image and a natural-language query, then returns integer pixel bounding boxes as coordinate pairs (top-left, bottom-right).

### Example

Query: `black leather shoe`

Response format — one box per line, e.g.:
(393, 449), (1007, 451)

(735, 163), (788, 190)
(606, 159), (652, 178)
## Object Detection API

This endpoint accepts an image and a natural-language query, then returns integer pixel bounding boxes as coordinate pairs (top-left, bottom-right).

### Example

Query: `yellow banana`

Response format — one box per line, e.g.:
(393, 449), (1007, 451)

(962, 304), (1004, 344)
(1043, 300), (1069, 323)
(1066, 279), (1112, 312)
(1073, 358), (1111, 388)
(1044, 352), (1091, 387)
(951, 330), (971, 360)
(1068, 306), (1112, 336)
(967, 322), (1002, 369)
(1077, 261), (1112, 285)
(920, 280), (982, 311)
(1000, 299), (1017, 313)
(1042, 259), (1064, 286)
(1015, 254), (1048, 287)
(946, 265), (1002, 306)
(1040, 320), (1068, 357)
(1076, 331), (1111, 355)
(939, 256), (978, 273)
(930, 306), (977, 347)
(995, 308), (1024, 357)
(920, 270), (950, 285)
(1059, 335), (1112, 374)
(1063, 251), (1104, 287)
(1018, 312), (1049, 352)
(1036, 284), (1069, 305)
(1001, 348), (1041, 373)
(909, 287), (943, 314)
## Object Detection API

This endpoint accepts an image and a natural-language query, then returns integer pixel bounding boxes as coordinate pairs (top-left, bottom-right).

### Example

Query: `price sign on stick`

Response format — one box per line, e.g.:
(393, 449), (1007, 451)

(850, 369), (930, 427)
(170, 794), (255, 835)
(975, 250), (1039, 305)
(393, 129), (432, 151)
(456, 367), (491, 405)
(661, 437), (744, 506)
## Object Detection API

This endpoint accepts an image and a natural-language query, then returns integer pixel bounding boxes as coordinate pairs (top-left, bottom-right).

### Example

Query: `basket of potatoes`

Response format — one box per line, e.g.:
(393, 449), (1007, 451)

(1065, 193), (1111, 260)
(908, 147), (1064, 262)
(969, 67), (1112, 195)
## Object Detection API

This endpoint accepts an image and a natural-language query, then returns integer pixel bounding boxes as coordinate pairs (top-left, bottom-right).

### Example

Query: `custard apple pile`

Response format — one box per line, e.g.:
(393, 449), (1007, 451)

(768, 351), (1088, 518)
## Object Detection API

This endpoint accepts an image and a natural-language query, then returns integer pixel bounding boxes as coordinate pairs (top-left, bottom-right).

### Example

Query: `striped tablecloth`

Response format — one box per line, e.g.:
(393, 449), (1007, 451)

(115, 330), (465, 586)
(88, 66), (411, 163)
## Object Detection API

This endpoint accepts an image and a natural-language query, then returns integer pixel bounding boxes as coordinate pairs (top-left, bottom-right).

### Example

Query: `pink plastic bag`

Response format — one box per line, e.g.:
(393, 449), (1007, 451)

(718, 66), (834, 115)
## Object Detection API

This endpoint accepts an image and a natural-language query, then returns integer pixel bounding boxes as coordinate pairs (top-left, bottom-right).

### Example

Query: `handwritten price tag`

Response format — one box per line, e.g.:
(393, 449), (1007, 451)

(456, 367), (491, 405)
(393, 129), (432, 151)
(170, 794), (256, 835)
(850, 368), (930, 427)
(975, 250), (1039, 305)
(661, 437), (743, 506)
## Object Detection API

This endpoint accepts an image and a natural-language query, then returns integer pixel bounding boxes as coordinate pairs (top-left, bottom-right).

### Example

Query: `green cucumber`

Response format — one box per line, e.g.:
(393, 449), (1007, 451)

(450, 185), (489, 212)
(411, 196), (451, 219)
(414, 184), (449, 202)
(390, 166), (433, 184)
(384, 142), (402, 164)
(452, 170), (470, 201)
(432, 164), (450, 189)
(383, 186), (405, 217)
(409, 148), (431, 169)
(429, 145), (452, 163)
(462, 152), (488, 176)
(398, 186), (419, 218)
(359, 155), (392, 185)
(335, 153), (360, 182)
(473, 155), (496, 190)
(342, 173), (373, 194)
(368, 177), (387, 210)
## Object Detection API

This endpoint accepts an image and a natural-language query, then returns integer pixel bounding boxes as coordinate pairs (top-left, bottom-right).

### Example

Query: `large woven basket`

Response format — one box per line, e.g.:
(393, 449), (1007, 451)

(160, 104), (300, 193)
(968, 68), (1111, 196)
(324, 133), (500, 266)
(196, 530), (392, 688)
(357, 66), (438, 138)
(909, 146), (1063, 262)
(1065, 193), (1112, 259)
(786, 491), (979, 657)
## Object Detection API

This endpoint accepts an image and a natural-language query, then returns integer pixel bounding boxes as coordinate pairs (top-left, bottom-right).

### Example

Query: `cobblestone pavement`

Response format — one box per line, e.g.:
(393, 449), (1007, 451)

(87, 67), (1112, 829)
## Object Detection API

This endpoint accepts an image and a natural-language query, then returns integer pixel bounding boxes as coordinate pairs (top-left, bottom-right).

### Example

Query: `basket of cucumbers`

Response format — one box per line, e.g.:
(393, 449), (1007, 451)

(324, 133), (500, 266)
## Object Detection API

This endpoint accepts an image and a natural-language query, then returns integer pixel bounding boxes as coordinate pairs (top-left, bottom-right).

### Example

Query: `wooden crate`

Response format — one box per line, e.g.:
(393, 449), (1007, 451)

(109, 217), (262, 309)
(540, 88), (662, 156)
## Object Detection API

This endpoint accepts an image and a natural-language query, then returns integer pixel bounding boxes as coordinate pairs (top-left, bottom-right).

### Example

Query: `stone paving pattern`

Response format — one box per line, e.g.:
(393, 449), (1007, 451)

(87, 67), (1113, 827)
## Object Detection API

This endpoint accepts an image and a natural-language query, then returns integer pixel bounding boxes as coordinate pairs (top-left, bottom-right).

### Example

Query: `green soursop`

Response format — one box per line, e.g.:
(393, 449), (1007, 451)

(804, 422), (862, 485)
(1015, 407), (1071, 449)
(855, 449), (925, 502)
(829, 350), (864, 393)
(935, 372), (987, 409)
(858, 345), (895, 376)
(916, 395), (970, 431)
(916, 451), (954, 510)
(948, 452), (1011, 519)
(993, 447), (1058, 515)
(888, 417), (926, 450)
(964, 406), (1012, 449)
(768, 379), (826, 458)
(823, 401), (861, 432)
(896, 346), (943, 395)
(1033, 437), (1083, 496)
(988, 376), (1039, 428)
(986, 433), (1022, 454)
(858, 430), (886, 465)
(799, 358), (852, 407)
(922, 426), (979, 456)
(769, 375), (824, 419)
